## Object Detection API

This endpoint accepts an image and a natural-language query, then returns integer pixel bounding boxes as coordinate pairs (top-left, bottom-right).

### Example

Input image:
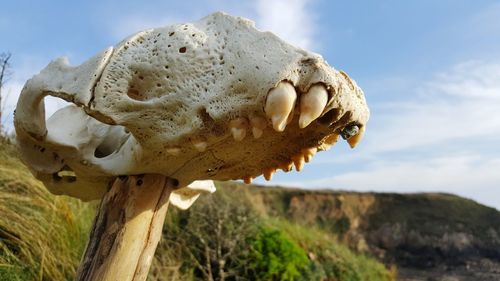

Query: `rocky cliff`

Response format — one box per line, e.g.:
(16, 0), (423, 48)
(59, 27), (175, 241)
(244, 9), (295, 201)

(217, 182), (500, 280)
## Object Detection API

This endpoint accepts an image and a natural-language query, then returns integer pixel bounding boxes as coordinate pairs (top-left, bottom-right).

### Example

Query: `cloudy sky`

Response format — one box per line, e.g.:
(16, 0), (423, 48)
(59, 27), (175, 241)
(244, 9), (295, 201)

(1, 0), (499, 209)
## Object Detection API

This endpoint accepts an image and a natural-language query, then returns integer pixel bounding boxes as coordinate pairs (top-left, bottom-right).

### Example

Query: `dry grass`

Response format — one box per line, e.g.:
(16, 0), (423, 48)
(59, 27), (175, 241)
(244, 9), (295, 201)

(0, 138), (95, 281)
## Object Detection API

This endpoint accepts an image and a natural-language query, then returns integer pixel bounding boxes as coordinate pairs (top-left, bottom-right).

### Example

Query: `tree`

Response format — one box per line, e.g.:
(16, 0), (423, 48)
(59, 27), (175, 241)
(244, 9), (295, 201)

(160, 190), (258, 281)
(0, 52), (12, 134)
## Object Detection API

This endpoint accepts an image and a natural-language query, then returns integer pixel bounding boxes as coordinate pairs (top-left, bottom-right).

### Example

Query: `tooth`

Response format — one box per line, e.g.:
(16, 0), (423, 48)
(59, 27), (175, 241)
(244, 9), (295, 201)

(324, 133), (339, 145)
(319, 133), (339, 151)
(301, 147), (317, 163)
(265, 82), (297, 132)
(292, 154), (305, 171)
(57, 170), (76, 177)
(243, 176), (253, 184)
(286, 106), (295, 124)
(252, 128), (263, 139)
(341, 124), (360, 140)
(347, 126), (365, 148)
(166, 147), (181, 155)
(299, 85), (328, 128)
(279, 161), (294, 172)
(250, 116), (267, 138)
(229, 118), (249, 141)
(263, 168), (276, 181)
(191, 139), (207, 152)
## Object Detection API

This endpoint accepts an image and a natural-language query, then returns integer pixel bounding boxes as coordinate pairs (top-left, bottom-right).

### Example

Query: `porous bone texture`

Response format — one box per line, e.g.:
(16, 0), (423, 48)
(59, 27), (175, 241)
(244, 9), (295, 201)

(14, 12), (369, 201)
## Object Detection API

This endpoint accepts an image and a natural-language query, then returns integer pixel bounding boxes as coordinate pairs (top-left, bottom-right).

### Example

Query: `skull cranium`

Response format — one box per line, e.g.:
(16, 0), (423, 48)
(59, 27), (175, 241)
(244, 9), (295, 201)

(14, 12), (369, 206)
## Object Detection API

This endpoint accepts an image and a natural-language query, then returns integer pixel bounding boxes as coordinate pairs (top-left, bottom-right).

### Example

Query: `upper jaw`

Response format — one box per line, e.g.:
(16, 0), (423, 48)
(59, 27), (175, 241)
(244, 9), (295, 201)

(13, 12), (369, 201)
(173, 67), (369, 184)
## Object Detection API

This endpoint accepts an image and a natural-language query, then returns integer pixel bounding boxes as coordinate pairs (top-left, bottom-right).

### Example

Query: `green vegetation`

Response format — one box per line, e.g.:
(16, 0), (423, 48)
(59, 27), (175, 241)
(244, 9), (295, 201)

(266, 219), (395, 281)
(151, 184), (393, 281)
(367, 193), (500, 240)
(0, 137), (392, 280)
(0, 137), (95, 280)
(246, 226), (309, 281)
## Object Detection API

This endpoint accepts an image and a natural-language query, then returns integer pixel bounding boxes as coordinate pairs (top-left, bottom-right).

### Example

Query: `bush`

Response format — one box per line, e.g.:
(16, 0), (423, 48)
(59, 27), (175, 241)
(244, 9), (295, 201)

(246, 226), (310, 281)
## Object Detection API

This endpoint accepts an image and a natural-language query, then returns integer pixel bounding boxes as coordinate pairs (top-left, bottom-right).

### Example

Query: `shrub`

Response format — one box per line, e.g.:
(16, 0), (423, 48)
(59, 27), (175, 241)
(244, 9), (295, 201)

(246, 226), (310, 281)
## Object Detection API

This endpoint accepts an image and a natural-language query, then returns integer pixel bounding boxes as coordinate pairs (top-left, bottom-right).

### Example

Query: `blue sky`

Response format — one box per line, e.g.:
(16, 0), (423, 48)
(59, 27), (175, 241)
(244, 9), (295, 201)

(1, 0), (500, 209)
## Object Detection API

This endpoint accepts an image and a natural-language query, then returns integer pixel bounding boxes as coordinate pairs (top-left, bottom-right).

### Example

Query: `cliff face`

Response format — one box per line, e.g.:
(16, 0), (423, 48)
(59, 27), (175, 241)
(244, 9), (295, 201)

(218, 182), (500, 280)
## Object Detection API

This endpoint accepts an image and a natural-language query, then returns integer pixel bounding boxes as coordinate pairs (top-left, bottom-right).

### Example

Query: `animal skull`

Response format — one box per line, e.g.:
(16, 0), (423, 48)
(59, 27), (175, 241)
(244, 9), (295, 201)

(14, 12), (369, 206)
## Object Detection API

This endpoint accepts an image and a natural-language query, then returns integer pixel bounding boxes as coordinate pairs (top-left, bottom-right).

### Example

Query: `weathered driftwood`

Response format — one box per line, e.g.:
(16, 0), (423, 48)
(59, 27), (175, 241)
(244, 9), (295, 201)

(75, 174), (174, 281)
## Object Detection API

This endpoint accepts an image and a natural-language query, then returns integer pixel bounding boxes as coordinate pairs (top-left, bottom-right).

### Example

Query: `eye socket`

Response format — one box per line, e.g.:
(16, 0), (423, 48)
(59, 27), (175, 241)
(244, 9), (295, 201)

(340, 124), (360, 140)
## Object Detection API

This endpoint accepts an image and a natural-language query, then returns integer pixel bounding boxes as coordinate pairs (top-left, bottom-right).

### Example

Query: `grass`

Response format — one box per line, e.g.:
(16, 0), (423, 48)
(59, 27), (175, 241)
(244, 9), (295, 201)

(0, 138), (95, 281)
(265, 218), (396, 281)
(367, 193), (500, 242)
(0, 137), (394, 280)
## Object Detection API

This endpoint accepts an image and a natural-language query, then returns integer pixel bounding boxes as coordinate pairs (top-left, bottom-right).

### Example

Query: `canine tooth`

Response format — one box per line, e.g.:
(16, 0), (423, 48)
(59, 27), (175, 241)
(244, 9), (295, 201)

(301, 147), (317, 163)
(250, 116), (267, 138)
(292, 154), (305, 171)
(229, 118), (248, 141)
(286, 106), (295, 124)
(265, 82), (297, 132)
(263, 168), (276, 181)
(166, 147), (181, 155)
(191, 139), (207, 152)
(347, 126), (365, 148)
(243, 176), (253, 184)
(299, 85), (328, 128)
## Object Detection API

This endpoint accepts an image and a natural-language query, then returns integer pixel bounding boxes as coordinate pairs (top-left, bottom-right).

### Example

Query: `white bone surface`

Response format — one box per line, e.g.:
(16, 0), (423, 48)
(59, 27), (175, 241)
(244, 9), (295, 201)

(14, 12), (369, 203)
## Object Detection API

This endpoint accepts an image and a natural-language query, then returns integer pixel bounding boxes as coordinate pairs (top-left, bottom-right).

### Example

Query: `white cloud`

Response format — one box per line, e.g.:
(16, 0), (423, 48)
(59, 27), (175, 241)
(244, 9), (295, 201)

(102, 0), (317, 50)
(107, 15), (181, 41)
(308, 155), (500, 192)
(296, 155), (500, 210)
(468, 2), (500, 38)
(425, 60), (500, 100)
(363, 60), (500, 154)
(269, 60), (500, 210)
(255, 0), (315, 50)
(1, 56), (71, 133)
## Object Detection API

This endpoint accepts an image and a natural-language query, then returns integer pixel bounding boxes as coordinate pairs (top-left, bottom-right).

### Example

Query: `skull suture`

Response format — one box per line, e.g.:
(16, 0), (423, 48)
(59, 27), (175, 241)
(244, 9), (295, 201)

(14, 12), (369, 205)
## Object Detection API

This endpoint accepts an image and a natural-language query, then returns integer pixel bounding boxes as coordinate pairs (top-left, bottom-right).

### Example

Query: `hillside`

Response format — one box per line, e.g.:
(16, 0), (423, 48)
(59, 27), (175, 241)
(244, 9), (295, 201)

(0, 138), (392, 281)
(220, 182), (500, 280)
(1, 137), (499, 280)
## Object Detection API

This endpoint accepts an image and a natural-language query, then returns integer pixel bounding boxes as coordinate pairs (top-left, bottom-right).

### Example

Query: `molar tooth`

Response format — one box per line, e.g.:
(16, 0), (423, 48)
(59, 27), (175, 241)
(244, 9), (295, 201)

(191, 139), (207, 152)
(319, 133), (339, 151)
(243, 176), (253, 184)
(324, 133), (339, 145)
(279, 161), (294, 172)
(263, 168), (276, 181)
(166, 147), (181, 155)
(229, 117), (249, 141)
(347, 126), (365, 148)
(292, 154), (305, 172)
(301, 147), (317, 163)
(265, 82), (297, 132)
(299, 85), (328, 128)
(250, 116), (267, 139)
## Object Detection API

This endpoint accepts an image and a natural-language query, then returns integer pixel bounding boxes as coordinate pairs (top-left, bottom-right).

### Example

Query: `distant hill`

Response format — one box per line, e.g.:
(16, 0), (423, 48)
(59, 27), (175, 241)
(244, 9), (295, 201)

(1, 137), (499, 280)
(219, 182), (500, 280)
(0, 138), (392, 281)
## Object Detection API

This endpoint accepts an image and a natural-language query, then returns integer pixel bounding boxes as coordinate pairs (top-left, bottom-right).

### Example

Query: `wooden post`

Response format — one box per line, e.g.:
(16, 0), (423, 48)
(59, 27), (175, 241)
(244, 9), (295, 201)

(75, 174), (174, 281)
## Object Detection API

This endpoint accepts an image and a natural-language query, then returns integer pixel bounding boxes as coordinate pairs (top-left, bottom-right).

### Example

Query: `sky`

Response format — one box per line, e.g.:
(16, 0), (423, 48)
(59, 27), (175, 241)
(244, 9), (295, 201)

(1, 0), (500, 209)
